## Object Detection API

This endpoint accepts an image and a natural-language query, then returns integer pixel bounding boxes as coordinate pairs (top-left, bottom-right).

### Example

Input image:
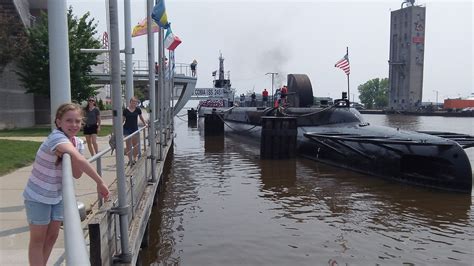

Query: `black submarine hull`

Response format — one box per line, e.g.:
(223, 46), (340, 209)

(201, 105), (473, 193)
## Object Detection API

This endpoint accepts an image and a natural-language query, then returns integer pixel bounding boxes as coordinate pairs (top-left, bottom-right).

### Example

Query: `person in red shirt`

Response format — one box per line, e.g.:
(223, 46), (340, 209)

(262, 89), (269, 107)
(280, 85), (288, 106)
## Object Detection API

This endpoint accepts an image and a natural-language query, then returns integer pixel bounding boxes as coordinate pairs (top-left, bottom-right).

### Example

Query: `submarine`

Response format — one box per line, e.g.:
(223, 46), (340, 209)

(199, 74), (473, 193)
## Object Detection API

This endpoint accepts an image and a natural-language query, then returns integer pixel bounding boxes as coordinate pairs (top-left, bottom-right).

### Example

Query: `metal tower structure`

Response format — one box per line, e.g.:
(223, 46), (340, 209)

(388, 0), (426, 111)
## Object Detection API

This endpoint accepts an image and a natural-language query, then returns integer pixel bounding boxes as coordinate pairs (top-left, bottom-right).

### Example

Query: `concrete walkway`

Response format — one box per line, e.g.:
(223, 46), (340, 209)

(0, 120), (121, 265)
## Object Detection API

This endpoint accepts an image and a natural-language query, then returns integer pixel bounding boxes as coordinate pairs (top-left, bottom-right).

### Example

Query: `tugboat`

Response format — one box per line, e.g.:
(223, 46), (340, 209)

(201, 73), (474, 193)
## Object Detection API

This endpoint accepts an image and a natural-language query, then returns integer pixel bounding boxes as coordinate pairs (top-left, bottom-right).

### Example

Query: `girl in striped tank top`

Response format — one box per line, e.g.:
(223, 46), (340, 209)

(23, 103), (110, 265)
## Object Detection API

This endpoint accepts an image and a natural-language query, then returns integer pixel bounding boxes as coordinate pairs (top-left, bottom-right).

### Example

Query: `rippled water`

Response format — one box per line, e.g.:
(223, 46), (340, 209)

(141, 113), (474, 265)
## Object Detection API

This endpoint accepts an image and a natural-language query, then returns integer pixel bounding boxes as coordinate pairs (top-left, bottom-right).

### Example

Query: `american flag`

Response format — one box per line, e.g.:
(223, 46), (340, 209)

(335, 53), (350, 75)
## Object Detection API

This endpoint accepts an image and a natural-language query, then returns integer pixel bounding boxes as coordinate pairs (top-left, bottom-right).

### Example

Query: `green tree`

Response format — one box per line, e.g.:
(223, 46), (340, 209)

(357, 78), (389, 109)
(0, 12), (28, 72)
(97, 98), (105, 110)
(16, 7), (101, 103)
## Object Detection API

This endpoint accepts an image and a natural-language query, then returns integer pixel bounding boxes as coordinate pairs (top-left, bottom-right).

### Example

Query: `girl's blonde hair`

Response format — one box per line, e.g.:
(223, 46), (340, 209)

(55, 103), (83, 128)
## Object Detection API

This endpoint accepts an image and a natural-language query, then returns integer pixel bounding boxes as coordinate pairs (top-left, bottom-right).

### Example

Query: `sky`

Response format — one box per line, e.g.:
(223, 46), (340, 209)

(67, 0), (473, 102)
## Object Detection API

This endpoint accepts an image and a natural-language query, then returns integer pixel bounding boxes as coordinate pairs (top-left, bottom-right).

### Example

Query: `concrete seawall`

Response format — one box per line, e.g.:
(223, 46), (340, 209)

(359, 109), (474, 117)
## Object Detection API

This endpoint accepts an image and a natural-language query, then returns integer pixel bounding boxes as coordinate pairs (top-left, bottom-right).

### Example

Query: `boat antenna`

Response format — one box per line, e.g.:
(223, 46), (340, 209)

(219, 53), (225, 81)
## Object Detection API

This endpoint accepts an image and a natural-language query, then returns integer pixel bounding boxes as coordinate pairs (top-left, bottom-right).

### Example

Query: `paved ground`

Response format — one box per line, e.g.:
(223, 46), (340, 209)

(0, 118), (124, 265)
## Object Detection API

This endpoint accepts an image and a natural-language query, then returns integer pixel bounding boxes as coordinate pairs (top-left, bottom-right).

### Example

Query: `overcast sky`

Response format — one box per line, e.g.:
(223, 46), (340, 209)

(68, 0), (473, 102)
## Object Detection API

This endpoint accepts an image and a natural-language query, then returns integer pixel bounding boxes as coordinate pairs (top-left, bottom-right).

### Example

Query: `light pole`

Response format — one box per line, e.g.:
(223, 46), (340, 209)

(433, 90), (439, 108)
(266, 72), (278, 104)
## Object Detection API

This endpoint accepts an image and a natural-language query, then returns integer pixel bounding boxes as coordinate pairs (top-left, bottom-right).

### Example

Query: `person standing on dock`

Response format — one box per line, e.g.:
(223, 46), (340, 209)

(251, 92), (256, 107)
(262, 89), (269, 107)
(123, 96), (148, 165)
(190, 59), (197, 77)
(240, 93), (246, 107)
(274, 88), (281, 108)
(83, 97), (101, 156)
(23, 103), (110, 266)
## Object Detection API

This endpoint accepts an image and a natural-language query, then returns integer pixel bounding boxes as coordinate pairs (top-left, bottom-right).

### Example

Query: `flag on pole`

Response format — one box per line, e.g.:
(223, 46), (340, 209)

(152, 0), (170, 29)
(131, 18), (159, 37)
(335, 53), (350, 75)
(164, 28), (182, 50)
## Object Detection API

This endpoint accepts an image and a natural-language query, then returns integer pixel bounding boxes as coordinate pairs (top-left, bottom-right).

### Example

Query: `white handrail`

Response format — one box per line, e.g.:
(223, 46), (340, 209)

(62, 153), (91, 265)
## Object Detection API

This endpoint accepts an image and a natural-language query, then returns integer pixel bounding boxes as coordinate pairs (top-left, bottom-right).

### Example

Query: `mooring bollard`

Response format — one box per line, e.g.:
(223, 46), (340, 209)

(187, 108), (197, 121)
(260, 116), (297, 159)
(204, 111), (224, 136)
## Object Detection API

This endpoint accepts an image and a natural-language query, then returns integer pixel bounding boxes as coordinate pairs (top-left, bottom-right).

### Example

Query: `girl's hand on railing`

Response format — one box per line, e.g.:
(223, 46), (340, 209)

(55, 149), (65, 165)
(97, 182), (110, 201)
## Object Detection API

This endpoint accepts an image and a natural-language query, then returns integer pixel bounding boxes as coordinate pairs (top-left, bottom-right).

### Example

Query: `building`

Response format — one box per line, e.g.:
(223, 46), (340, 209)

(444, 98), (474, 111)
(0, 0), (48, 129)
(388, 1), (426, 111)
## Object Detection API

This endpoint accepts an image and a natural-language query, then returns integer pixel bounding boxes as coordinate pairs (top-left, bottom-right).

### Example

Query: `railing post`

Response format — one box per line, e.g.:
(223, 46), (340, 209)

(109, 0), (132, 262)
(62, 154), (90, 265)
(96, 157), (103, 208)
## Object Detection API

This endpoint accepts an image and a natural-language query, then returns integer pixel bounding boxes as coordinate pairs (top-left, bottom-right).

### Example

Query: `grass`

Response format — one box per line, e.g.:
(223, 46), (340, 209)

(0, 140), (41, 176)
(0, 126), (51, 137)
(0, 125), (113, 137)
(0, 125), (113, 176)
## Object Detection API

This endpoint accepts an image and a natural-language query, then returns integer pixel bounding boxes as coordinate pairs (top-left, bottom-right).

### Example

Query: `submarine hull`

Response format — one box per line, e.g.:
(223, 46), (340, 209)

(202, 106), (473, 193)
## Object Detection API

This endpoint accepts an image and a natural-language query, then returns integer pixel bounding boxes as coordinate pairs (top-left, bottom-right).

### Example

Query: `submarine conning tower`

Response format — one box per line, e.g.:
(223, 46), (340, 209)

(287, 74), (314, 107)
(213, 53), (231, 89)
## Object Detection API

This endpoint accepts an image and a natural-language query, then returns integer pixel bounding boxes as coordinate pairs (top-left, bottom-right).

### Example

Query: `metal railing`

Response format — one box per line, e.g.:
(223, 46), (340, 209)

(88, 125), (151, 208)
(130, 59), (191, 76)
(61, 153), (91, 265)
(93, 58), (193, 77)
(60, 124), (151, 264)
(61, 77), (174, 264)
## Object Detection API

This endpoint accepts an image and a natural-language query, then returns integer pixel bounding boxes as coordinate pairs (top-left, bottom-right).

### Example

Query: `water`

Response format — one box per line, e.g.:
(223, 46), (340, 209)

(141, 112), (474, 265)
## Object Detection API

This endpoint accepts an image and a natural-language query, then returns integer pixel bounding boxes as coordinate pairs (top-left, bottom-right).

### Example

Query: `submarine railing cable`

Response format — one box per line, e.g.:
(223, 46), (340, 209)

(175, 115), (188, 122)
(416, 131), (474, 149)
(215, 105), (334, 133)
(208, 106), (272, 133)
(304, 133), (456, 146)
(215, 112), (259, 132)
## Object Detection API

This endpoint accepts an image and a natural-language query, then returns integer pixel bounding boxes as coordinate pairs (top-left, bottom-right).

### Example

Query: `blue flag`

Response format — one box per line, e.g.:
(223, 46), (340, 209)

(151, 0), (170, 29)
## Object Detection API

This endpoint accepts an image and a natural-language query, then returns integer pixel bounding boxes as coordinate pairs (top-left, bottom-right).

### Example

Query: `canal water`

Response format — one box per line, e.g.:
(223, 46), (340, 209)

(141, 111), (474, 265)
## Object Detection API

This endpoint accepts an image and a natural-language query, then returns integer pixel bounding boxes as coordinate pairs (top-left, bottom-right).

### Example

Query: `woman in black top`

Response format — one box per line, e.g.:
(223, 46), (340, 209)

(123, 96), (147, 164)
(83, 97), (101, 156)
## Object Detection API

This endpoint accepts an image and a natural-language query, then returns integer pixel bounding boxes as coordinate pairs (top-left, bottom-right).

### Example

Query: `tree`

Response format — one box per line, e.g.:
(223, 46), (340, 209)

(357, 78), (389, 109)
(16, 7), (101, 103)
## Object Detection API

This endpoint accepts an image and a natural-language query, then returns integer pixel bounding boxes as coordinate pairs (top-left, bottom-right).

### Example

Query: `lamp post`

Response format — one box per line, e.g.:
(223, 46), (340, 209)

(433, 90), (439, 108)
(266, 72), (278, 104)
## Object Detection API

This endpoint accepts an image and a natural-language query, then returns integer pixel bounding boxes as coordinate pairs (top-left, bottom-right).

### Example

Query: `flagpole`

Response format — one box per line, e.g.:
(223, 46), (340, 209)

(125, 0), (135, 103)
(346, 46), (350, 102)
(147, 0), (157, 182)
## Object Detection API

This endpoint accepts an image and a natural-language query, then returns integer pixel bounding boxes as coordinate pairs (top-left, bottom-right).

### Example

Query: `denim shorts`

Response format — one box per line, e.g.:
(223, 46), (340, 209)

(24, 200), (64, 225)
(123, 128), (137, 136)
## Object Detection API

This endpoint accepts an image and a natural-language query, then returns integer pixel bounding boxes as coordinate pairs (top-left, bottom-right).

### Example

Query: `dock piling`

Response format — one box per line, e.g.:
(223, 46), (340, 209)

(187, 108), (197, 121)
(260, 117), (297, 159)
(204, 111), (224, 136)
